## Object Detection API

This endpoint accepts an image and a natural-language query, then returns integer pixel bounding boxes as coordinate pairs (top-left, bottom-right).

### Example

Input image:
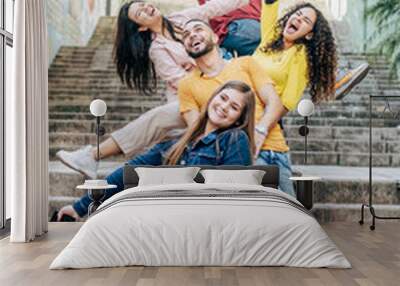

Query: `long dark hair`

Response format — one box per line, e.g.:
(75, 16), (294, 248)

(166, 81), (256, 165)
(260, 3), (338, 103)
(113, 1), (180, 94)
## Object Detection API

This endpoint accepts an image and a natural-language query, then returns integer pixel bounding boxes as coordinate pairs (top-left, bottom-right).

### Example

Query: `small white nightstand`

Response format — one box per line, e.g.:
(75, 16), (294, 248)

(289, 176), (321, 210)
(77, 183), (117, 216)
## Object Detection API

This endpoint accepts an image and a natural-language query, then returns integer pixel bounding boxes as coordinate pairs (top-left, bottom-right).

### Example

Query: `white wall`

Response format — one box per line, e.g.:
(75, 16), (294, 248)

(47, 0), (107, 65)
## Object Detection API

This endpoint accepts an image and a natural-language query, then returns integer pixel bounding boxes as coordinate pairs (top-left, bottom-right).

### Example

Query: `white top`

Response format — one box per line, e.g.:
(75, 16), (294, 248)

(289, 176), (321, 181)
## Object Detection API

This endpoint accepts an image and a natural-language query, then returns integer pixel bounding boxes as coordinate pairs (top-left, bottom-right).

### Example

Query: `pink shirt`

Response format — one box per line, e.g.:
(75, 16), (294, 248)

(148, 0), (249, 102)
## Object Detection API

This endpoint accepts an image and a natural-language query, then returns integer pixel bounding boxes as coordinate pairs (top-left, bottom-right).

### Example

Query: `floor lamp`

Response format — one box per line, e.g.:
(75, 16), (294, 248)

(297, 99), (315, 164)
(80, 99), (116, 215)
(290, 99), (318, 210)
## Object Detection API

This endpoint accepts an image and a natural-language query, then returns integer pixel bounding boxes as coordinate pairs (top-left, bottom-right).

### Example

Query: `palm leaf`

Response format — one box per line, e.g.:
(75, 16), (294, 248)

(367, 0), (400, 76)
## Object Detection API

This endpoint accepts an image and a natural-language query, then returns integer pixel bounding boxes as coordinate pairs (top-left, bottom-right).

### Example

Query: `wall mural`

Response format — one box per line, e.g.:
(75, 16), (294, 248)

(46, 0), (398, 224)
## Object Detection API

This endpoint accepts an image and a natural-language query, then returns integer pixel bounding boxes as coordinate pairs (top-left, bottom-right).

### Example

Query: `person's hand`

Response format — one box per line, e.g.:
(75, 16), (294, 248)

(57, 205), (80, 221)
(182, 62), (195, 72)
(254, 131), (267, 159)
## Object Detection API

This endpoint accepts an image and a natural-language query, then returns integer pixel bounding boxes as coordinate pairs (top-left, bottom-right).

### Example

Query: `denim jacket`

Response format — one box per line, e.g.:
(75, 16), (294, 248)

(131, 128), (252, 166)
(73, 128), (252, 217)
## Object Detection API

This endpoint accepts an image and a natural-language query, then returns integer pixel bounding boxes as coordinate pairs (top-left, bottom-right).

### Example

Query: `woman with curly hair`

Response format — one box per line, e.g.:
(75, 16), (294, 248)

(248, 1), (338, 194)
(243, 0), (365, 194)
(254, 1), (337, 108)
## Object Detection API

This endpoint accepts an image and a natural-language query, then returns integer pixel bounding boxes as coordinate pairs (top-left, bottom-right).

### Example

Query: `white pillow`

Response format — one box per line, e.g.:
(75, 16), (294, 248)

(135, 167), (200, 186)
(200, 169), (266, 185)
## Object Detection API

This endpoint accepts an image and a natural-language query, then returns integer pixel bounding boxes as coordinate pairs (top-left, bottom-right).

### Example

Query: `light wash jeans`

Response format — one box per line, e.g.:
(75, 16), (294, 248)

(256, 150), (296, 197)
(221, 19), (261, 56)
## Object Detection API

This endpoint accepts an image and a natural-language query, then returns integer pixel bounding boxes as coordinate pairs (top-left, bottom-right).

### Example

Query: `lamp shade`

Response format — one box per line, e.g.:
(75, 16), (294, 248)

(90, 99), (107, 117)
(297, 99), (315, 117)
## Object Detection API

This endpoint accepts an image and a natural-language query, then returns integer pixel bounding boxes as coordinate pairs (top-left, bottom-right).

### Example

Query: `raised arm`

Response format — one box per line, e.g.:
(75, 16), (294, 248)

(171, 0), (249, 24)
(259, 0), (280, 49)
(280, 48), (308, 111)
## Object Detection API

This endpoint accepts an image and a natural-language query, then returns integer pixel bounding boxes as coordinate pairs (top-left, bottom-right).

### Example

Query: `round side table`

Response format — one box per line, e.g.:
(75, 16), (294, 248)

(76, 184), (117, 216)
(289, 176), (321, 210)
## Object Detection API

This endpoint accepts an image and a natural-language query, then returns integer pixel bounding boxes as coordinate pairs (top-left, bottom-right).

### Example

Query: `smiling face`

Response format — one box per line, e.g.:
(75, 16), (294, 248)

(182, 21), (217, 59)
(127, 2), (162, 27)
(207, 88), (246, 130)
(283, 7), (317, 42)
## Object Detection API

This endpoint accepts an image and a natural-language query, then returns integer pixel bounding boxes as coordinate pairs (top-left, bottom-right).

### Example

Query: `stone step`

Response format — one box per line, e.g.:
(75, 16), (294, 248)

(46, 97), (398, 112)
(286, 126), (400, 141)
(49, 121), (400, 142)
(46, 102), (400, 119)
(49, 163), (400, 205)
(312, 203), (400, 223)
(48, 198), (400, 223)
(49, 161), (124, 197)
(294, 165), (400, 203)
(284, 117), (400, 128)
(48, 147), (399, 167)
(48, 95), (165, 103)
(48, 162), (400, 222)
(48, 112), (400, 128)
(48, 90), (166, 98)
(290, 151), (400, 167)
(49, 112), (141, 121)
(48, 132), (400, 156)
(47, 81), (399, 94)
(48, 102), (162, 114)
(48, 87), (166, 95)
(49, 97), (166, 105)
(49, 196), (78, 218)
(287, 138), (398, 154)
(48, 69), (114, 75)
(47, 98), (388, 109)
(49, 145), (126, 162)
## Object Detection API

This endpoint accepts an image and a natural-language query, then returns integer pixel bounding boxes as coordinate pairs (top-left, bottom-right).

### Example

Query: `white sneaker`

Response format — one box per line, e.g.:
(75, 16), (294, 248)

(56, 145), (98, 179)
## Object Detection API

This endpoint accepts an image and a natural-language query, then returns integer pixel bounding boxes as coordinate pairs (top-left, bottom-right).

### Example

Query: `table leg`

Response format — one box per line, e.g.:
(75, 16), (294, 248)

(88, 189), (106, 216)
(296, 181), (314, 210)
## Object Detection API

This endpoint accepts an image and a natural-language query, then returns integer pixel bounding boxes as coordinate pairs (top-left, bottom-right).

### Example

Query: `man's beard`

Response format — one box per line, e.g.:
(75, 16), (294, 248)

(187, 41), (215, 59)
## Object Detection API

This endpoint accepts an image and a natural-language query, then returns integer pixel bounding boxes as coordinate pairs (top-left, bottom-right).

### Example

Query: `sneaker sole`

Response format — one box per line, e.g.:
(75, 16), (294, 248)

(56, 152), (94, 179)
(335, 64), (370, 100)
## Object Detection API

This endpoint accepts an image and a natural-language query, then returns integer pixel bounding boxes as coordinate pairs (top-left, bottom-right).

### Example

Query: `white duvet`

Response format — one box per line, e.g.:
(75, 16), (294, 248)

(50, 183), (351, 269)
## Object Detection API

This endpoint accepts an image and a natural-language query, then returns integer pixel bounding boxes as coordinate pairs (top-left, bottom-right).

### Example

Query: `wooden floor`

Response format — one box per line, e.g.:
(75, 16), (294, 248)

(0, 222), (399, 286)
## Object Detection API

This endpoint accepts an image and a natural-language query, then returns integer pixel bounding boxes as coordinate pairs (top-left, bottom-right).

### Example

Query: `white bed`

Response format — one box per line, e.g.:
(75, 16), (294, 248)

(50, 183), (351, 269)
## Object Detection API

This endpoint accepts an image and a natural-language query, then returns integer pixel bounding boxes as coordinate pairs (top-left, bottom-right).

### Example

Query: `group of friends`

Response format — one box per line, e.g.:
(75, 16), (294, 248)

(56, 0), (370, 220)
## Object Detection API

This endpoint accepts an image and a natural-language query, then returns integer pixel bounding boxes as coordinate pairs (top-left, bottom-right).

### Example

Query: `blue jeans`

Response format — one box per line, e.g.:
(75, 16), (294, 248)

(221, 19), (261, 56)
(256, 150), (296, 197)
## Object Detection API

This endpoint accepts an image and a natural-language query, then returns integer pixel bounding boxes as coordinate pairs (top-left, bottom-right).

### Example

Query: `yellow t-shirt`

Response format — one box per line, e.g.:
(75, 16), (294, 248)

(178, 56), (289, 152)
(253, 1), (308, 111)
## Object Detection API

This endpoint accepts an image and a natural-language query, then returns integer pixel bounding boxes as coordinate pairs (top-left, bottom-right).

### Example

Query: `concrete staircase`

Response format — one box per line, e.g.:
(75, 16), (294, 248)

(48, 17), (400, 222)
